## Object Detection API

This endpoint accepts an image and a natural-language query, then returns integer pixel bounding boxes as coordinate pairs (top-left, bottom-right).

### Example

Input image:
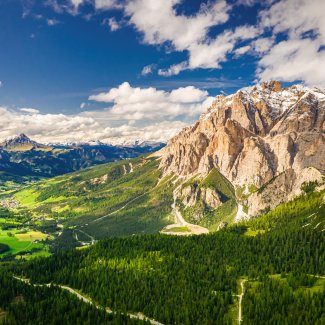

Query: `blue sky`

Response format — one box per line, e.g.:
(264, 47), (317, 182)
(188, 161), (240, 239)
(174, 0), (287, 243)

(0, 0), (324, 143)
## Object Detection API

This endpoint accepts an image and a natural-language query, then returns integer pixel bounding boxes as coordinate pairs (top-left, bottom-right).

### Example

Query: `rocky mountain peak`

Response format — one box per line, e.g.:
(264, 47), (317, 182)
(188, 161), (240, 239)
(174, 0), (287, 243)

(1, 133), (45, 151)
(11, 133), (32, 143)
(261, 80), (282, 92)
(158, 81), (324, 218)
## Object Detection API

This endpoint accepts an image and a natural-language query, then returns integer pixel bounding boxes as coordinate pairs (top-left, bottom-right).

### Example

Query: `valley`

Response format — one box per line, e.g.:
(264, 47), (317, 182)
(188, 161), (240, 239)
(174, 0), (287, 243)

(0, 81), (324, 324)
(1, 189), (324, 324)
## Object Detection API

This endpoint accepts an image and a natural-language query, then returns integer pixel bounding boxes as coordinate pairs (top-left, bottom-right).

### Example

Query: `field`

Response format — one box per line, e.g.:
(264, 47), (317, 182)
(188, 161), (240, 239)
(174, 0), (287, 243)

(0, 229), (49, 257)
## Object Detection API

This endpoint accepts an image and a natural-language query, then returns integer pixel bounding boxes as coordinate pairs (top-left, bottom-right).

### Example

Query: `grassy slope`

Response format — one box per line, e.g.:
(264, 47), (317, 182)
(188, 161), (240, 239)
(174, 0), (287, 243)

(4, 156), (174, 251)
(0, 229), (49, 257)
(180, 168), (237, 230)
(2, 155), (324, 253)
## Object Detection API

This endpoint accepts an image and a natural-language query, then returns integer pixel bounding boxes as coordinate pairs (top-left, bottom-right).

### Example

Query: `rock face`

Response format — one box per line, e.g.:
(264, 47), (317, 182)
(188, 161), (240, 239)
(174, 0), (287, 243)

(179, 185), (222, 209)
(159, 81), (325, 218)
(0, 133), (48, 151)
(246, 167), (324, 216)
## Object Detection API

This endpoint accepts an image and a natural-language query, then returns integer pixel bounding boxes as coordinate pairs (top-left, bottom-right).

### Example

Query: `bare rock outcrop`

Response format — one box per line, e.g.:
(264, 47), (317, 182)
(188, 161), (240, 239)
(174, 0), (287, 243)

(179, 185), (222, 209)
(247, 167), (323, 216)
(158, 81), (325, 218)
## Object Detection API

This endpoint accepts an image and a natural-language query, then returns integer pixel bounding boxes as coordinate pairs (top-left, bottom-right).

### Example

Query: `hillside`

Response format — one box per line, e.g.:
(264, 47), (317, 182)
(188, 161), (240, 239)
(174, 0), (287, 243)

(0, 81), (324, 257)
(1, 190), (324, 324)
(0, 156), (176, 255)
(0, 82), (324, 324)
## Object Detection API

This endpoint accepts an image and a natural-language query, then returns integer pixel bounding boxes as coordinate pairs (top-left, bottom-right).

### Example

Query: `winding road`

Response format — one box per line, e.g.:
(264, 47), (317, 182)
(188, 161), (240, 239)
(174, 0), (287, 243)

(13, 276), (163, 325)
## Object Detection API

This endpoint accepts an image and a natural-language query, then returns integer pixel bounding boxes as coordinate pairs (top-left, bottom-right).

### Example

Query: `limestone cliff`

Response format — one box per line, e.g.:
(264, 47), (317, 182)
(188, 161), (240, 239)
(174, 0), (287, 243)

(158, 81), (325, 219)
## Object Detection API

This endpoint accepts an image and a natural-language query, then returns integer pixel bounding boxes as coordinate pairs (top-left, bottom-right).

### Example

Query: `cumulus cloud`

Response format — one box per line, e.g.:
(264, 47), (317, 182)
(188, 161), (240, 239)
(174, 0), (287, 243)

(0, 83), (213, 144)
(251, 37), (274, 54)
(256, 0), (325, 87)
(89, 82), (213, 121)
(0, 106), (187, 144)
(39, 0), (325, 87)
(257, 38), (325, 87)
(71, 0), (84, 7)
(0, 106), (99, 143)
(123, 0), (261, 74)
(124, 0), (230, 50)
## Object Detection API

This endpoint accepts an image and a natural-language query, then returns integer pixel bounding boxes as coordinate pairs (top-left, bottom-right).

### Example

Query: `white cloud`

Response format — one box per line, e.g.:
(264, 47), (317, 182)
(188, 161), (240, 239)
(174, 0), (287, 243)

(187, 25), (259, 70)
(0, 106), (99, 143)
(0, 83), (213, 144)
(260, 0), (325, 42)
(236, 0), (258, 6)
(20, 108), (40, 114)
(89, 82), (213, 121)
(234, 45), (251, 56)
(158, 61), (188, 77)
(45, 0), (85, 14)
(71, 0), (84, 7)
(256, 0), (325, 87)
(94, 0), (121, 10)
(252, 37), (274, 54)
(257, 38), (325, 87)
(123, 0), (245, 74)
(107, 17), (120, 31)
(236, 0), (274, 7)
(0, 81), (2, 88)
(124, 0), (230, 50)
(80, 102), (86, 109)
(169, 87), (209, 103)
(47, 18), (60, 26)
(0, 106), (188, 144)
(141, 64), (156, 76)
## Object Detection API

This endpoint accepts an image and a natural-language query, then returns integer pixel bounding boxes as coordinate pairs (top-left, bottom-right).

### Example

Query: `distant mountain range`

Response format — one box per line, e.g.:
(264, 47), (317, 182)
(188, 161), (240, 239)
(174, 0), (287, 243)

(0, 133), (164, 180)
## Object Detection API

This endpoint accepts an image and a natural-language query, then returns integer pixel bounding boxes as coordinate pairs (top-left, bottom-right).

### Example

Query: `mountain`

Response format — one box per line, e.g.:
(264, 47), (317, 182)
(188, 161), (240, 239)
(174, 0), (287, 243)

(0, 133), (51, 152)
(0, 82), (324, 324)
(1, 81), (324, 247)
(158, 81), (325, 220)
(0, 134), (165, 181)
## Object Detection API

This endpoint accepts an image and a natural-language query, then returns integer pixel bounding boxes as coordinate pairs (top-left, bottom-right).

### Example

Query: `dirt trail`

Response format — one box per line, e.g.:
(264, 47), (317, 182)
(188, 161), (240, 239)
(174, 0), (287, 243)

(13, 276), (164, 325)
(162, 184), (209, 235)
(238, 279), (246, 324)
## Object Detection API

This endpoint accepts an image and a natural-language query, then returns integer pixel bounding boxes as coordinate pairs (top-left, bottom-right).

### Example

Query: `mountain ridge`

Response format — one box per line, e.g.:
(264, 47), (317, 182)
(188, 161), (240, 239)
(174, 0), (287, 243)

(0, 134), (165, 181)
(157, 81), (324, 220)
